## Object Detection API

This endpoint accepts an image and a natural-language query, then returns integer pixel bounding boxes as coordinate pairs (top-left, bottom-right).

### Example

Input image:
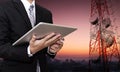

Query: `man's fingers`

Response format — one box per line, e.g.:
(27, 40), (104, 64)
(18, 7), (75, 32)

(45, 34), (61, 45)
(49, 43), (63, 54)
(30, 34), (36, 43)
(51, 44), (60, 49)
(43, 33), (56, 41)
(53, 38), (64, 46)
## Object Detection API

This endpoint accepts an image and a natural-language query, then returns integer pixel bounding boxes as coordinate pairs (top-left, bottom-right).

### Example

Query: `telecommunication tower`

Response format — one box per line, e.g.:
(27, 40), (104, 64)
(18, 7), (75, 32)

(89, 0), (120, 72)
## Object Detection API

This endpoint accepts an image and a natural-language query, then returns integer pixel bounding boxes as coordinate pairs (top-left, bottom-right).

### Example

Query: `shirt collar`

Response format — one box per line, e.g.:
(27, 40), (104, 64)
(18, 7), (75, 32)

(21, 0), (35, 11)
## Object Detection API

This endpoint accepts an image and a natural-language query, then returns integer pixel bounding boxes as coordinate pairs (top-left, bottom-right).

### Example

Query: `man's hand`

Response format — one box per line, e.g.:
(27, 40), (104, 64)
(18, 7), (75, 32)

(48, 38), (64, 54)
(29, 33), (61, 54)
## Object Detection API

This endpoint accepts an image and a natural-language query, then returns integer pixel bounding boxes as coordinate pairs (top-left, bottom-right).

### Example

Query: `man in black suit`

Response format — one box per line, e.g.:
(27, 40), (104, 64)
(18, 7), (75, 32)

(0, 0), (64, 72)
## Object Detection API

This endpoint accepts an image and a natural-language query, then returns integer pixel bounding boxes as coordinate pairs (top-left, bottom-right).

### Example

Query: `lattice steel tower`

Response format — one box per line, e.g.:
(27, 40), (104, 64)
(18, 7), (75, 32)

(89, 0), (120, 72)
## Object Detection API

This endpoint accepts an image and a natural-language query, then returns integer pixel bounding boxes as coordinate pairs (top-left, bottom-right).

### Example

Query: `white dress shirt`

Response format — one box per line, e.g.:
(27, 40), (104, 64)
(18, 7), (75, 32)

(21, 0), (36, 27)
(21, 0), (40, 72)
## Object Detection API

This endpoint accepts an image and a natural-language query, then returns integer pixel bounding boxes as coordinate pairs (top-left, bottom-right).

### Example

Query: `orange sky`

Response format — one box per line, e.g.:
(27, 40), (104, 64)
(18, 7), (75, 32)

(38, 0), (91, 60)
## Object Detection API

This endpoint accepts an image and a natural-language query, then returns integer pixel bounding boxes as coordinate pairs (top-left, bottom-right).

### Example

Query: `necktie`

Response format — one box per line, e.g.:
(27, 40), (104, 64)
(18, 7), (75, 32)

(28, 4), (40, 72)
(29, 5), (35, 27)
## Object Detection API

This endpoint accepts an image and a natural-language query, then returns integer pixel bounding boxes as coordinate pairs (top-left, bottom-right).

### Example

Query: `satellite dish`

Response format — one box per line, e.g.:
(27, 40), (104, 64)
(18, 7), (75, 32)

(90, 17), (99, 25)
(102, 33), (114, 47)
(102, 18), (111, 28)
(90, 14), (99, 25)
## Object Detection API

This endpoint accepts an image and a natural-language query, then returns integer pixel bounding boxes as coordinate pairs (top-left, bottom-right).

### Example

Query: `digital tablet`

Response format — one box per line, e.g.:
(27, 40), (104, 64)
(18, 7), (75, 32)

(12, 22), (77, 46)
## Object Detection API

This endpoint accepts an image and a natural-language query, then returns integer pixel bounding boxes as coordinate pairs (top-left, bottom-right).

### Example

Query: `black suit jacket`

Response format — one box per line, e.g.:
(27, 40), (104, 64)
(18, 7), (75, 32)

(0, 0), (53, 72)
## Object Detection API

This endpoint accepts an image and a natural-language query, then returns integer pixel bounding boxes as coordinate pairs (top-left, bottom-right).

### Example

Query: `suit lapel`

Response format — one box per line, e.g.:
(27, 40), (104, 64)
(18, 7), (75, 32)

(12, 0), (32, 29)
(35, 4), (43, 25)
(35, 5), (53, 24)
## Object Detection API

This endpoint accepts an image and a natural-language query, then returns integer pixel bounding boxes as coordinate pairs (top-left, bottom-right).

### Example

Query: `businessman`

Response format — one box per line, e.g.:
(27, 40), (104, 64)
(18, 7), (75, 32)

(0, 0), (64, 72)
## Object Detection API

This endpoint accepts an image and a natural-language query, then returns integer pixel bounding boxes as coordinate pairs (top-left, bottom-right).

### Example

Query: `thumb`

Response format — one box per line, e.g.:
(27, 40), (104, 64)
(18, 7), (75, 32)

(30, 34), (36, 43)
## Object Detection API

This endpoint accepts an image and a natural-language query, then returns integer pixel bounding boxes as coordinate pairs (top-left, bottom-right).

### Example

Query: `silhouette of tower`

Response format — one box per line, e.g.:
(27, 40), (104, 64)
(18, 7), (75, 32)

(89, 0), (120, 72)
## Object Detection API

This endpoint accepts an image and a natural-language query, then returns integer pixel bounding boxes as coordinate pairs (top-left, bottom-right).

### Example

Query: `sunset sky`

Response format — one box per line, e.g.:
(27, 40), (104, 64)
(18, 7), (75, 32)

(38, 0), (91, 60)
(38, 0), (120, 61)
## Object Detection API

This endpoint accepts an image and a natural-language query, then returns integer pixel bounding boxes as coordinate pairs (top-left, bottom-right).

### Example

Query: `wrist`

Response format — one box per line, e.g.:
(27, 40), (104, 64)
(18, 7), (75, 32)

(30, 46), (38, 54)
(27, 46), (33, 57)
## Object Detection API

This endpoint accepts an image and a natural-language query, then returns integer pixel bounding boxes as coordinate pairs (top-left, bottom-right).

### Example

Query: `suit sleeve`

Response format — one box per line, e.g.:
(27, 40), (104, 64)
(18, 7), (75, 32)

(0, 7), (31, 62)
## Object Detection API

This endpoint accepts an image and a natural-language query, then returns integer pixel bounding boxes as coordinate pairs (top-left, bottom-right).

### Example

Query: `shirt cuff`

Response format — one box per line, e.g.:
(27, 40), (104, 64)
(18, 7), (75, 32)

(47, 47), (56, 55)
(27, 46), (33, 57)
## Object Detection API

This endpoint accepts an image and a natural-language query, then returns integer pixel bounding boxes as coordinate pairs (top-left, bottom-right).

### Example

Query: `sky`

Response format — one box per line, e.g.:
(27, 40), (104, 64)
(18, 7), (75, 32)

(37, 0), (91, 60)
(37, 0), (120, 61)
